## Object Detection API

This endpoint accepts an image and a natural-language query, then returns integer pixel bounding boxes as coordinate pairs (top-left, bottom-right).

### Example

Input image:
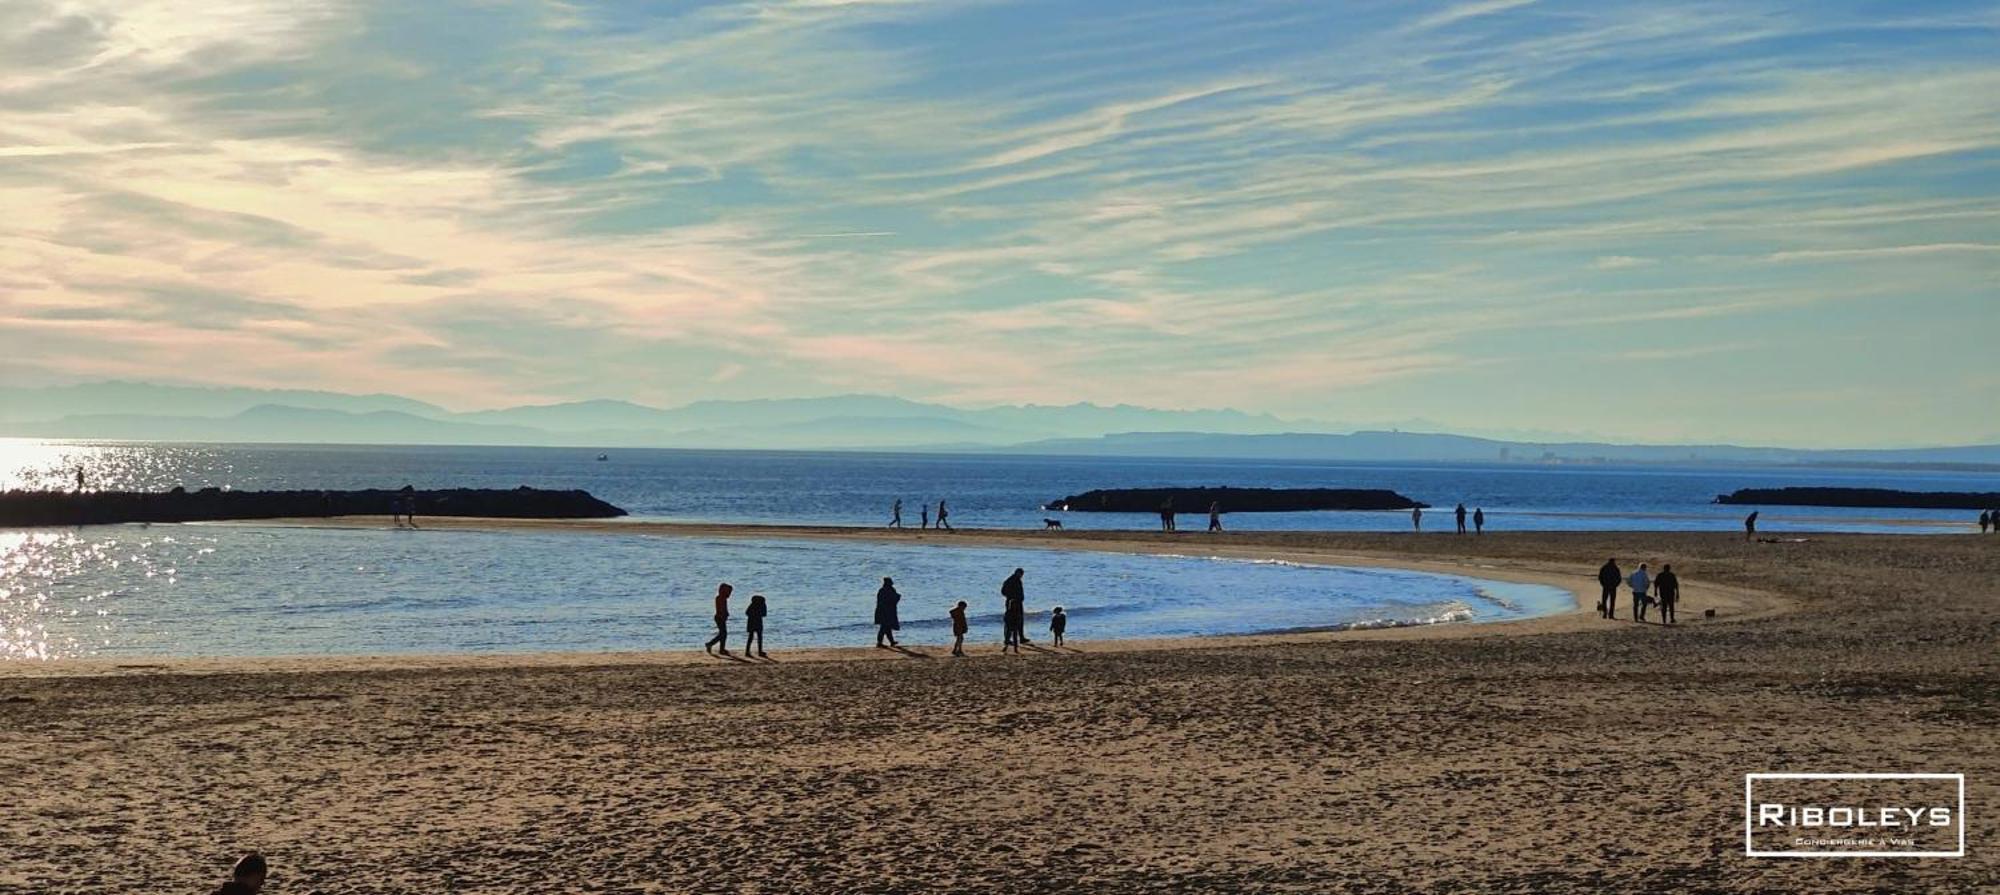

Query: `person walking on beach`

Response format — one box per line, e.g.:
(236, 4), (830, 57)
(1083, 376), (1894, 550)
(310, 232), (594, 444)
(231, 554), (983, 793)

(743, 593), (768, 657)
(1050, 605), (1067, 647)
(1655, 564), (1680, 625)
(1629, 562), (1652, 622)
(211, 853), (268, 895)
(1455, 503), (1467, 534)
(890, 499), (903, 529)
(1412, 506), (1423, 532)
(1473, 507), (1485, 534)
(921, 504), (930, 529)
(1597, 558), (1622, 619)
(950, 600), (969, 656)
(1001, 568), (1027, 653)
(937, 499), (952, 531)
(394, 484), (419, 529)
(704, 583), (734, 655)
(874, 577), (901, 648)
(1208, 501), (1223, 532)
(1744, 510), (1759, 541)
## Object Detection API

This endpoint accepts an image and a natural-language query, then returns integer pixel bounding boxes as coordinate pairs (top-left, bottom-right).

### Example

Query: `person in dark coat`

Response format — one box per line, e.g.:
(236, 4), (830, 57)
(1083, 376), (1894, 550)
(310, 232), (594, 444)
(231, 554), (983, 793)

(1455, 503), (1467, 534)
(874, 577), (901, 648)
(211, 853), (267, 895)
(704, 583), (733, 655)
(1001, 568), (1027, 653)
(1655, 564), (1681, 625)
(1744, 510), (1759, 541)
(1597, 559), (1622, 619)
(1473, 507), (1485, 534)
(743, 593), (768, 657)
(1208, 501), (1223, 532)
(1050, 606), (1067, 646)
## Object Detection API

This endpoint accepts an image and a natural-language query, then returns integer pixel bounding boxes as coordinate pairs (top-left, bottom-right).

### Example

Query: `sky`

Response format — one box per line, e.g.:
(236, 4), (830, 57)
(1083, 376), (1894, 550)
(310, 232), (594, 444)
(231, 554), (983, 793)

(1, 0), (1997, 447)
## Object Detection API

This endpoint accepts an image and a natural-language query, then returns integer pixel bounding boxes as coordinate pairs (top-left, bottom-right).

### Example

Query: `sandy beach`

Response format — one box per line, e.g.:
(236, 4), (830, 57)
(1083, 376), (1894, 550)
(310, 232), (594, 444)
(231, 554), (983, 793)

(2, 524), (1994, 892)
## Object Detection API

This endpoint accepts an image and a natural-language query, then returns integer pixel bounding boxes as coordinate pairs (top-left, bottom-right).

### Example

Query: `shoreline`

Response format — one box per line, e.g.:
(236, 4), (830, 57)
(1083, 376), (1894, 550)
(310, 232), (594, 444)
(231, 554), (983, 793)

(1, 518), (1791, 678)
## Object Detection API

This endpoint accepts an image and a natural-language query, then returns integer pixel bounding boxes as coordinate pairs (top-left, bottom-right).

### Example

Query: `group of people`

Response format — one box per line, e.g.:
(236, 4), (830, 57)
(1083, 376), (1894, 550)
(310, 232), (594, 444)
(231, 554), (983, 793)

(1155, 500), (1227, 533)
(703, 567), (1067, 658)
(1595, 558), (1682, 624)
(1412, 503), (1487, 533)
(888, 498), (951, 530)
(1978, 509), (2000, 533)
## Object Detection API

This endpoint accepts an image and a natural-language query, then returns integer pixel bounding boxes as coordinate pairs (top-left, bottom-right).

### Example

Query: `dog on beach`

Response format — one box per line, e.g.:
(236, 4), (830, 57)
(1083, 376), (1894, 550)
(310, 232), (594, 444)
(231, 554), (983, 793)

(1043, 518), (1064, 530)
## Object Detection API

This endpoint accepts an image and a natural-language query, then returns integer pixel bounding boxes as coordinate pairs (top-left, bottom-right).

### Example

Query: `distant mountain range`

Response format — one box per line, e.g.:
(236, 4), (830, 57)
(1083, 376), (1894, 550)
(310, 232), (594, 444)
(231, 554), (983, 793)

(4, 381), (1998, 466)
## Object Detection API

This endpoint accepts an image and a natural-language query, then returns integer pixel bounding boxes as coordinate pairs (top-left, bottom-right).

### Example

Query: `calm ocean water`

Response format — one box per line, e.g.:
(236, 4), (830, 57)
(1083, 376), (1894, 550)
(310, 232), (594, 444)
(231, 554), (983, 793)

(2, 440), (1992, 659)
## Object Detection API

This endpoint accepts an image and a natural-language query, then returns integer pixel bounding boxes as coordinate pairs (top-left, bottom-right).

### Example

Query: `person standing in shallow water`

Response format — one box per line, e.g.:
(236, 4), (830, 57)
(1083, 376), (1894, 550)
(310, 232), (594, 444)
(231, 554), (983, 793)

(1597, 558), (1622, 619)
(1473, 507), (1485, 534)
(874, 577), (901, 648)
(1001, 568), (1027, 653)
(1744, 511), (1759, 541)
(1655, 564), (1680, 625)
(1455, 503), (1467, 534)
(949, 600), (969, 657)
(704, 583), (733, 655)
(743, 593), (768, 657)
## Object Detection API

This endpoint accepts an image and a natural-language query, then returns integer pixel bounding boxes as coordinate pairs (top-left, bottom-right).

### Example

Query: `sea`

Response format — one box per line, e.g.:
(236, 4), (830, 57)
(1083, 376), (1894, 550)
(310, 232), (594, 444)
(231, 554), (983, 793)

(2, 439), (1993, 660)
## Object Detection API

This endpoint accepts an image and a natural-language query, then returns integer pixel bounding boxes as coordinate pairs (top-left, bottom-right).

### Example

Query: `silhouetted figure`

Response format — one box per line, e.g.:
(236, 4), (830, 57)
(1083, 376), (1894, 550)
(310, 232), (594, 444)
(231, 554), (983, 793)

(890, 499), (903, 529)
(744, 593), (768, 657)
(1744, 511), (1759, 541)
(1208, 501), (1223, 532)
(396, 484), (419, 529)
(1159, 499), (1176, 532)
(1629, 562), (1651, 622)
(704, 583), (734, 655)
(1473, 507), (1485, 534)
(211, 853), (267, 895)
(1597, 558), (1622, 619)
(74, 467), (85, 493)
(1412, 506), (1423, 532)
(937, 500), (951, 531)
(1982, 510), (1992, 534)
(1455, 503), (1467, 534)
(1655, 564), (1680, 625)
(950, 600), (969, 656)
(921, 505), (930, 529)
(1001, 568), (1027, 653)
(1050, 605), (1067, 646)
(874, 577), (901, 648)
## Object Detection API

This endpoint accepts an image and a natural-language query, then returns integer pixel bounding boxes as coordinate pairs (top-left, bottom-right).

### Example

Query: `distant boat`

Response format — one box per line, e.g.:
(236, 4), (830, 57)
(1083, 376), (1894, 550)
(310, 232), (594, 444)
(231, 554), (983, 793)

(596, 453), (609, 462)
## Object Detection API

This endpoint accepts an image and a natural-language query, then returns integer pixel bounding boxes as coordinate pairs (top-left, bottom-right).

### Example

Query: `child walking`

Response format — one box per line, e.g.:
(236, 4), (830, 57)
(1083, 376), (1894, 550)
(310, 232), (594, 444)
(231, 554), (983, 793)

(744, 593), (768, 657)
(950, 600), (969, 657)
(1050, 606), (1067, 647)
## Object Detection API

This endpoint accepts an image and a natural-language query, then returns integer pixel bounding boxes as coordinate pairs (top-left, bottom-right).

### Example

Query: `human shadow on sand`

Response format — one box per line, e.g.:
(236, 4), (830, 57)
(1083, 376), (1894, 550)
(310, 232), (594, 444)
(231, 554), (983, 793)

(878, 644), (933, 659)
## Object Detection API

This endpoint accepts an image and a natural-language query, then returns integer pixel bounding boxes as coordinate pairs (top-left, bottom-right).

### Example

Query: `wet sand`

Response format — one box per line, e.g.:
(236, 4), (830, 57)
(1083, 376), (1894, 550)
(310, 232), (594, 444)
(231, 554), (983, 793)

(1, 525), (1994, 892)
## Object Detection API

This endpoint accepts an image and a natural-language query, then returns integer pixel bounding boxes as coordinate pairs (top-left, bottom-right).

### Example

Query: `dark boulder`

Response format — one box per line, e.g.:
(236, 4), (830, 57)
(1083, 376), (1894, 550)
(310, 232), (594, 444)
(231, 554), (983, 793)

(1714, 487), (2000, 510)
(1044, 487), (1425, 513)
(0, 488), (628, 528)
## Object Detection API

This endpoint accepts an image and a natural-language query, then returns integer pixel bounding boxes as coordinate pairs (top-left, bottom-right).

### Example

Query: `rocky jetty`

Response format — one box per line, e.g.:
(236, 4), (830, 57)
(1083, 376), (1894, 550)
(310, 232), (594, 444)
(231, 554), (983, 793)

(1044, 487), (1425, 513)
(0, 487), (628, 528)
(1714, 487), (2000, 510)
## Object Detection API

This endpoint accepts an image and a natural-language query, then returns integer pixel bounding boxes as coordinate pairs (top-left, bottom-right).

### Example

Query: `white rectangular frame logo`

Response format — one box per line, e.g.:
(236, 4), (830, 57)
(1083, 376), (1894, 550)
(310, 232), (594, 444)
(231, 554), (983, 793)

(1745, 773), (1966, 858)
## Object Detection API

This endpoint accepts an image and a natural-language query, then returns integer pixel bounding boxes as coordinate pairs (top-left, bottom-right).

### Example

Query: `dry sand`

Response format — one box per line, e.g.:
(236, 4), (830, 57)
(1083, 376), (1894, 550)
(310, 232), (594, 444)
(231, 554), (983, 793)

(1, 523), (1994, 893)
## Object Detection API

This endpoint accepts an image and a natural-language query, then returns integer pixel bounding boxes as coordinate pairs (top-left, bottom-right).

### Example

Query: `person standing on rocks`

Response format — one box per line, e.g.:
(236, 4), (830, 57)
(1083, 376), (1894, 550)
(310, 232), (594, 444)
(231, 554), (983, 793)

(1597, 559), (1622, 619)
